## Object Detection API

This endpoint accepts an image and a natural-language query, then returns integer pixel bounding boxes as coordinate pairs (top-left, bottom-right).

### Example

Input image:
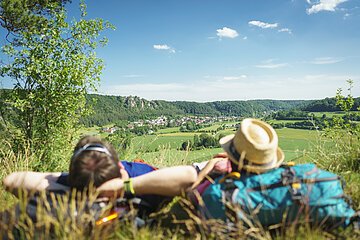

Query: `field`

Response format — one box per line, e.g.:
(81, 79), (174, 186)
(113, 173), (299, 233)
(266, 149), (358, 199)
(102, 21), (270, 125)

(125, 126), (318, 167)
(267, 119), (302, 124)
(310, 111), (346, 118)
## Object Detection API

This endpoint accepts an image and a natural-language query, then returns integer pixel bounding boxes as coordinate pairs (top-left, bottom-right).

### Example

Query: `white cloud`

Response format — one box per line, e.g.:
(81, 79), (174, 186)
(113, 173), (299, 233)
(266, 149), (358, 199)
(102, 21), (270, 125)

(153, 44), (176, 53)
(223, 75), (248, 81)
(343, 13), (351, 19)
(278, 28), (292, 34)
(216, 27), (239, 39)
(310, 57), (343, 64)
(306, 0), (348, 14)
(243, 36), (248, 40)
(255, 63), (288, 69)
(255, 59), (288, 69)
(121, 74), (144, 78)
(248, 20), (278, 29)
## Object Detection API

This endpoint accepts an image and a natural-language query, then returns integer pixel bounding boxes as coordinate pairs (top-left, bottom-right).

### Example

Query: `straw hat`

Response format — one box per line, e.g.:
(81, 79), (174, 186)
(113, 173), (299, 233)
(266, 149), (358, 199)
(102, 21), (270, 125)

(219, 118), (284, 173)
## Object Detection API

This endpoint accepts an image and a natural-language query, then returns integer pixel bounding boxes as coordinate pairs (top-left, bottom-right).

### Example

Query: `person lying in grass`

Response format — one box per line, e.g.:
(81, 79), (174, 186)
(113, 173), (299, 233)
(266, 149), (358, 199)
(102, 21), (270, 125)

(3, 135), (228, 216)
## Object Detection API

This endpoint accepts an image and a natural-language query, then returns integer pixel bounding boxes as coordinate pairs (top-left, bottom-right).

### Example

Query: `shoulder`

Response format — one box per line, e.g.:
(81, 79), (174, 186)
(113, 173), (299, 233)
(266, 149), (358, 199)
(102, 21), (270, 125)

(120, 160), (157, 178)
(56, 172), (69, 186)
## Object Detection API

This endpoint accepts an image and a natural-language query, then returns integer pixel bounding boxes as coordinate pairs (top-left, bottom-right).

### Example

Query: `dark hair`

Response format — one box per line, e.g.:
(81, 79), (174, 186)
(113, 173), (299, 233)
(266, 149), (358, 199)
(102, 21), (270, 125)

(68, 136), (121, 191)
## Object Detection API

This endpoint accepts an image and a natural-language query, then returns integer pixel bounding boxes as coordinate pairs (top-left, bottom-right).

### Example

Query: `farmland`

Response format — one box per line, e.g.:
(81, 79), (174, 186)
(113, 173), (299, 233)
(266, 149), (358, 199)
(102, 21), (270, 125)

(120, 123), (319, 167)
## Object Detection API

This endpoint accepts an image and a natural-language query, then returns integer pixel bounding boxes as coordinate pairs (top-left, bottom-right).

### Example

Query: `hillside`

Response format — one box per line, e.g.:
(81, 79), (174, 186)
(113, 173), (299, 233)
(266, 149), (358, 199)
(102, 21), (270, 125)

(301, 97), (360, 112)
(81, 94), (313, 126)
(81, 95), (184, 126)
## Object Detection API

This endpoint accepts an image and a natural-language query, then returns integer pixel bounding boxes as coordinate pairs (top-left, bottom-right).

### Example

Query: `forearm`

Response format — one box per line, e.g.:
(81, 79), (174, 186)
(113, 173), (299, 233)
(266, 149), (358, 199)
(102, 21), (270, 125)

(133, 165), (197, 196)
(3, 172), (68, 197)
(97, 165), (198, 198)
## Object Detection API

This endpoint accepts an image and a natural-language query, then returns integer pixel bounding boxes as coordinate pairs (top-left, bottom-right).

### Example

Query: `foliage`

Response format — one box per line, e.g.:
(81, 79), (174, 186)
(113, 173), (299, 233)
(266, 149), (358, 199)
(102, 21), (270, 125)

(0, 0), (70, 34)
(302, 96), (360, 112)
(0, 1), (113, 167)
(268, 110), (309, 120)
(309, 80), (360, 206)
(179, 121), (200, 132)
(105, 131), (132, 159)
(181, 133), (220, 151)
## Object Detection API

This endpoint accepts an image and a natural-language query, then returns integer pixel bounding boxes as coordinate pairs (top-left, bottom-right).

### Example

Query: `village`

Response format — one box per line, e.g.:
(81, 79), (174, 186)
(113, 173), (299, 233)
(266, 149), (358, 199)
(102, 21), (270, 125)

(101, 115), (241, 134)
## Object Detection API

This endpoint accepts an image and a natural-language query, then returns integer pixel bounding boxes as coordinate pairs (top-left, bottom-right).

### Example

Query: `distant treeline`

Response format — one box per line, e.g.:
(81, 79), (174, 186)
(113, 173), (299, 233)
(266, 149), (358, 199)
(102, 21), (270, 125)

(2, 89), (359, 127)
(81, 95), (360, 126)
(80, 94), (314, 126)
(301, 97), (360, 112)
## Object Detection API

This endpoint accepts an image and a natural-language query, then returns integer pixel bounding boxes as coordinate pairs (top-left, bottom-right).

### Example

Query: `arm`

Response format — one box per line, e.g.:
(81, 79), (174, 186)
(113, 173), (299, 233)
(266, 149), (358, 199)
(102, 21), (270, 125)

(97, 165), (198, 198)
(3, 171), (70, 197)
(133, 165), (197, 196)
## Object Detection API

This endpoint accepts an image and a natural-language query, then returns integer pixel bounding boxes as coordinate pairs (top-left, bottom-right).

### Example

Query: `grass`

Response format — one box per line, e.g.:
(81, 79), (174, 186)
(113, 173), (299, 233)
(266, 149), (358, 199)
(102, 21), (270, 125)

(310, 111), (347, 118)
(2, 120), (360, 239)
(131, 135), (194, 152)
(156, 127), (181, 134)
(268, 119), (303, 124)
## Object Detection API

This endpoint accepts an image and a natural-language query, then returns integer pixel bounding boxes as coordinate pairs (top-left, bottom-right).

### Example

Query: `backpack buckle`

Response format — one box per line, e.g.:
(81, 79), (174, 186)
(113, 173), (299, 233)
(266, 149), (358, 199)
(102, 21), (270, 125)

(219, 172), (241, 184)
(290, 182), (303, 202)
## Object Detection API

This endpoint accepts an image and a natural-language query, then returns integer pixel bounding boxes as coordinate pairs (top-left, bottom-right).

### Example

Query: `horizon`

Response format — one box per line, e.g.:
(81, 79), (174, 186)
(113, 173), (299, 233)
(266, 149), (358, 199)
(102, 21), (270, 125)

(1, 0), (360, 102)
(90, 91), (335, 103)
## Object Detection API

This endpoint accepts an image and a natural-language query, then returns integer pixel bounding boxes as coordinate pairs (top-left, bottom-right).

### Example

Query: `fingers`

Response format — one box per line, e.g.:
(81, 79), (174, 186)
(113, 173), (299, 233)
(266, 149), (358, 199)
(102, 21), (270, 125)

(213, 152), (229, 158)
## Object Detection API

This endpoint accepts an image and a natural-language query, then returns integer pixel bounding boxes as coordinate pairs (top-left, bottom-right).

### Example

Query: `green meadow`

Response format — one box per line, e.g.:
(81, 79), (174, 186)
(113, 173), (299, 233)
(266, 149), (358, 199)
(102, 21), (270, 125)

(310, 111), (346, 118)
(267, 119), (302, 124)
(126, 127), (318, 167)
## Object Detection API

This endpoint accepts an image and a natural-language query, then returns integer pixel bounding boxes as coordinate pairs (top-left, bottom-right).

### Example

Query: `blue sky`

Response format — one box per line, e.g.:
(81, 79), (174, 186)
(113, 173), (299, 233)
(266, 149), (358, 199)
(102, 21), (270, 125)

(2, 0), (360, 102)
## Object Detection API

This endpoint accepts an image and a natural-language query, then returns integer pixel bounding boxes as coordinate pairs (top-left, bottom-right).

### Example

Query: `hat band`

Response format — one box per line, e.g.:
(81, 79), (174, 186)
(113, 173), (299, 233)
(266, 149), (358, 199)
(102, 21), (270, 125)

(72, 143), (112, 159)
(229, 141), (276, 168)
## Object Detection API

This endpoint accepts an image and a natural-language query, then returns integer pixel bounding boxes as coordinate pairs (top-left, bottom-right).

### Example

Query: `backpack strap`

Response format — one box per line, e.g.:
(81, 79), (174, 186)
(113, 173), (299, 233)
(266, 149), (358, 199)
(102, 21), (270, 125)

(219, 172), (241, 225)
(350, 211), (360, 230)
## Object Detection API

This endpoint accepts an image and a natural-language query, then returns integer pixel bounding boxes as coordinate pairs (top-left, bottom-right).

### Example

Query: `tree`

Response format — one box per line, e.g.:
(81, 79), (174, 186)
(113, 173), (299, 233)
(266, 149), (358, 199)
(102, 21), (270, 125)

(106, 132), (132, 159)
(0, 1), (114, 166)
(0, 0), (70, 36)
(181, 140), (192, 151)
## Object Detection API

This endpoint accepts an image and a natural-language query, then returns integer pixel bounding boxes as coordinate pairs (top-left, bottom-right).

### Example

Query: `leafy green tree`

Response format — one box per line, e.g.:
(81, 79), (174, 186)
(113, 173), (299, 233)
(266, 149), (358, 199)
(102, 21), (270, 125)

(106, 132), (132, 159)
(0, 0), (70, 35)
(181, 140), (192, 151)
(193, 134), (200, 148)
(0, 1), (113, 167)
(199, 133), (216, 148)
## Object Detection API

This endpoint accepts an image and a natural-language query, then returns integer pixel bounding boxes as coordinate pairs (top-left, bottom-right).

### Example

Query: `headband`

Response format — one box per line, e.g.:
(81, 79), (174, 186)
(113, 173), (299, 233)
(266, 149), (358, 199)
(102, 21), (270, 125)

(72, 143), (112, 159)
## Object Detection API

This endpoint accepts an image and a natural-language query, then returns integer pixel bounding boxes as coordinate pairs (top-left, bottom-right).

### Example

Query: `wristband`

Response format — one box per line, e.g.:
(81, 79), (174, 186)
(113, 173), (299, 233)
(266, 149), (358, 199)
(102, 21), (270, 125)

(123, 178), (135, 198)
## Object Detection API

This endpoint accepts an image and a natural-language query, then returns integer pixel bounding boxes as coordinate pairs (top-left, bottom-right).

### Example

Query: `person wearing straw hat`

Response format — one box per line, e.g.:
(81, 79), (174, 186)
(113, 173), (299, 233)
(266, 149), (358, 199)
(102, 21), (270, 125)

(219, 118), (285, 174)
(191, 118), (285, 191)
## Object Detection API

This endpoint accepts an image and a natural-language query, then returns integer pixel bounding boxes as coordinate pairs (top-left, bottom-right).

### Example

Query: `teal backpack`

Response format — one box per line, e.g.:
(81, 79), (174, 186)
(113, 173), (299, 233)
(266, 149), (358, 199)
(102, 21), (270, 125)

(201, 163), (358, 229)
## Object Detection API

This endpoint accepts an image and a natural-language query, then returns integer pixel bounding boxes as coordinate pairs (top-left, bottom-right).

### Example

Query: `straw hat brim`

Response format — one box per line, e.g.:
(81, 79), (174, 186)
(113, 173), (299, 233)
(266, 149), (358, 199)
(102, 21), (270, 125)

(220, 134), (285, 174)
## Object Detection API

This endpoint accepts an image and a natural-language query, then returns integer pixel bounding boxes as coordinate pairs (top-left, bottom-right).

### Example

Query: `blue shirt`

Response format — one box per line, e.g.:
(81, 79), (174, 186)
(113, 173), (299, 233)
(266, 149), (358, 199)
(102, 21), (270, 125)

(121, 161), (156, 177)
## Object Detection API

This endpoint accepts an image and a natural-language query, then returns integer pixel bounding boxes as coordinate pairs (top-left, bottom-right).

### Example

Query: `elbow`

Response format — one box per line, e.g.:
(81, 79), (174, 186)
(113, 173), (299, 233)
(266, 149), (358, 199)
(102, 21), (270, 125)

(3, 172), (18, 191)
(3, 173), (14, 189)
(182, 166), (198, 188)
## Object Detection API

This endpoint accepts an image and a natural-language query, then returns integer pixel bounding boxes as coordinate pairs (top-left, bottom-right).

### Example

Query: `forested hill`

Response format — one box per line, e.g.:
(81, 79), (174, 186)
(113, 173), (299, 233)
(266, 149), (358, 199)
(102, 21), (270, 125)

(171, 100), (310, 115)
(301, 97), (360, 112)
(81, 95), (184, 126)
(81, 94), (312, 126)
